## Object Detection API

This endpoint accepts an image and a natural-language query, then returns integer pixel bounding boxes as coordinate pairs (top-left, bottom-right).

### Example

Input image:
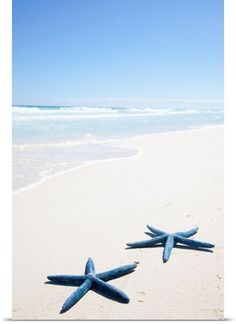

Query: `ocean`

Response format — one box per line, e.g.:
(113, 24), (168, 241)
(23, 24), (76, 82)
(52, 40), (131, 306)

(13, 105), (223, 192)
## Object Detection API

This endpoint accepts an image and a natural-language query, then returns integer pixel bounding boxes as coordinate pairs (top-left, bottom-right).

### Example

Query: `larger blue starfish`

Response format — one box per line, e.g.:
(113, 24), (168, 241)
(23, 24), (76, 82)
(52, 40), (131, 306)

(127, 225), (215, 262)
(46, 258), (137, 313)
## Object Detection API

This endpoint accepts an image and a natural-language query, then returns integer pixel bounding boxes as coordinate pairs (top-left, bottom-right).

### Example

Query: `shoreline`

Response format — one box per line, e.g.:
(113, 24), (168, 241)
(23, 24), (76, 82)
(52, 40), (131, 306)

(13, 148), (142, 194)
(13, 123), (223, 194)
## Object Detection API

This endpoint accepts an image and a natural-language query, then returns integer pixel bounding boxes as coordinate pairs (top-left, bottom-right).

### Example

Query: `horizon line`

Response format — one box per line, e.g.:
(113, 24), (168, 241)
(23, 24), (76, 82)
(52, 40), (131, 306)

(13, 98), (224, 107)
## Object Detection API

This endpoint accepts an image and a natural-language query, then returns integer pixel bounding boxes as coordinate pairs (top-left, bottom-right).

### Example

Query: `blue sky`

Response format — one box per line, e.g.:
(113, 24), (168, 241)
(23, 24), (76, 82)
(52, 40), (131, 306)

(13, 0), (224, 107)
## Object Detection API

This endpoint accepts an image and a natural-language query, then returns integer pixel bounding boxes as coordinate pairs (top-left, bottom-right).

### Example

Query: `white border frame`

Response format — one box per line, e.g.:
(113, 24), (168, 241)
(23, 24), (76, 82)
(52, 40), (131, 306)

(1, 0), (236, 322)
(0, 0), (12, 321)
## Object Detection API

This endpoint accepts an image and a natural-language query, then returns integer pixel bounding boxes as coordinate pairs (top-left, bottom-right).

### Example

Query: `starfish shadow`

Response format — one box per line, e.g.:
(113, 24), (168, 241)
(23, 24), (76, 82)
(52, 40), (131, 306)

(126, 243), (213, 253)
(91, 286), (129, 304)
(45, 281), (79, 287)
(45, 282), (131, 304)
(173, 244), (214, 253)
(126, 243), (164, 250)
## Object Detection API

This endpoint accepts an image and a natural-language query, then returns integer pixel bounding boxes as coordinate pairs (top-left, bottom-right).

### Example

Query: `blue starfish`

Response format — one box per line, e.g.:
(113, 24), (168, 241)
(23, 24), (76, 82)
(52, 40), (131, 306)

(46, 258), (137, 313)
(127, 225), (215, 262)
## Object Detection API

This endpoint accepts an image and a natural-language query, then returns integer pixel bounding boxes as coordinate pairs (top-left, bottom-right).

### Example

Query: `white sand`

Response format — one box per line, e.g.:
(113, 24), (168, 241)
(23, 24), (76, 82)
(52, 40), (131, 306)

(13, 126), (224, 320)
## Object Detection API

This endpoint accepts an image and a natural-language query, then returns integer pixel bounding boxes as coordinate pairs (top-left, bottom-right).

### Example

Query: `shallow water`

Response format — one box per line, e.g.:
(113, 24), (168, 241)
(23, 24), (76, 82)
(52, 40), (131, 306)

(13, 105), (223, 191)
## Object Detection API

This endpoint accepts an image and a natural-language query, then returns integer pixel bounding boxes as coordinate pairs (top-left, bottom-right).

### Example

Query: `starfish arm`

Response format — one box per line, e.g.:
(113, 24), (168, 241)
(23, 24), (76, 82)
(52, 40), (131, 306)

(163, 235), (175, 262)
(127, 234), (167, 248)
(176, 236), (215, 249)
(92, 277), (130, 303)
(60, 278), (92, 314)
(146, 225), (167, 236)
(85, 257), (95, 275)
(97, 263), (137, 281)
(47, 275), (86, 286)
(144, 231), (157, 238)
(174, 227), (199, 238)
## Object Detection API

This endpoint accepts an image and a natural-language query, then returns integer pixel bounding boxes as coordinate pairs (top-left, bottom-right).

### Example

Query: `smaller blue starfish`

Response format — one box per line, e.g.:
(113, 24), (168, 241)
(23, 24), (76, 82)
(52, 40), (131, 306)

(46, 258), (137, 313)
(127, 225), (215, 262)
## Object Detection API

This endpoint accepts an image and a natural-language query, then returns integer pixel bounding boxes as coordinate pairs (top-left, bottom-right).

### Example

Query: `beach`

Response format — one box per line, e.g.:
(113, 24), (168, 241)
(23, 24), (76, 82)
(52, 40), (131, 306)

(12, 126), (224, 320)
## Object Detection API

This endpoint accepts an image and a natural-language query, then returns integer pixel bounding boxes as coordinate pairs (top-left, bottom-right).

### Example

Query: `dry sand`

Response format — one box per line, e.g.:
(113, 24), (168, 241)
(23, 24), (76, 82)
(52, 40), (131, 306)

(13, 126), (224, 320)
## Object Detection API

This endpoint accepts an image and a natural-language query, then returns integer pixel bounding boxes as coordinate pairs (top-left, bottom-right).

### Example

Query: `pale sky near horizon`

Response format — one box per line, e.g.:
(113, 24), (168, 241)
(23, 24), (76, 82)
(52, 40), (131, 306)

(13, 0), (224, 107)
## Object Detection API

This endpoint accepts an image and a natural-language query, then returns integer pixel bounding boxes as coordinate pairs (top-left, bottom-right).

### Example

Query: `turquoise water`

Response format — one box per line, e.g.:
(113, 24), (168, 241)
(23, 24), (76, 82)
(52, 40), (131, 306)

(13, 105), (223, 191)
